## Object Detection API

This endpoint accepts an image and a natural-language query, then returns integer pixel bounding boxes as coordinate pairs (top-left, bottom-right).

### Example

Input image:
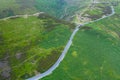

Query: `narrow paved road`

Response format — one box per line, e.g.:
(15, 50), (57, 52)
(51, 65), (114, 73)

(27, 24), (81, 80)
(27, 5), (115, 80)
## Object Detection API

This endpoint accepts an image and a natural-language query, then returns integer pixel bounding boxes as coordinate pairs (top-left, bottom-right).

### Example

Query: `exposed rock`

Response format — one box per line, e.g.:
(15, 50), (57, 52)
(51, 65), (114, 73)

(15, 52), (22, 59)
(0, 61), (11, 78)
(34, 70), (40, 75)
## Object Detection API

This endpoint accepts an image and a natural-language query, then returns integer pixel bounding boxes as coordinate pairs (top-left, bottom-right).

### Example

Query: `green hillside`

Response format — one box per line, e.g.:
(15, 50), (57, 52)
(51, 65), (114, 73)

(41, 2), (120, 80)
(0, 0), (91, 19)
(0, 0), (120, 80)
(35, 0), (66, 18)
(0, 14), (74, 80)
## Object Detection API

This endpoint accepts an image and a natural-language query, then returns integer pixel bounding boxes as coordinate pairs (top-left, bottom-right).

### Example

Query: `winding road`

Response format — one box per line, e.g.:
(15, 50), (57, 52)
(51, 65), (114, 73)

(27, 4), (115, 80)
(0, 12), (44, 21)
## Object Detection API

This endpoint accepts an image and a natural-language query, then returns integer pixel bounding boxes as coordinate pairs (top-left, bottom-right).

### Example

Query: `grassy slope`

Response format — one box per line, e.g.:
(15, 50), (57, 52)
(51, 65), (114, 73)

(64, 0), (91, 18)
(73, 2), (113, 23)
(41, 3), (120, 80)
(0, 0), (16, 10)
(0, 0), (37, 18)
(0, 15), (73, 80)
(83, 4), (112, 20)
